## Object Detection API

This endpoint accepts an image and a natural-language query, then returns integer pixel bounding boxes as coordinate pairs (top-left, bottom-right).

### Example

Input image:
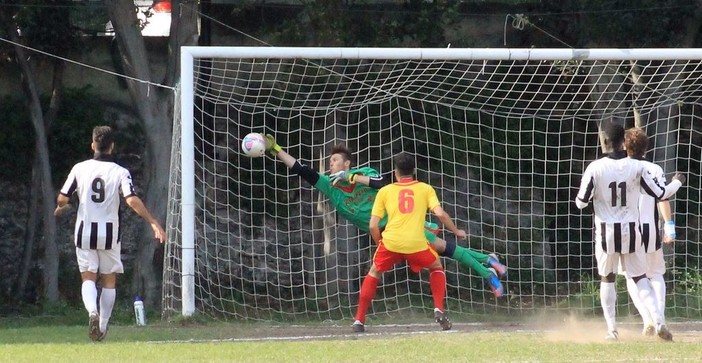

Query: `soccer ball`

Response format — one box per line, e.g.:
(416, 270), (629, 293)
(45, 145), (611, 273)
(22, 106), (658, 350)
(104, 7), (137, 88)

(241, 132), (267, 158)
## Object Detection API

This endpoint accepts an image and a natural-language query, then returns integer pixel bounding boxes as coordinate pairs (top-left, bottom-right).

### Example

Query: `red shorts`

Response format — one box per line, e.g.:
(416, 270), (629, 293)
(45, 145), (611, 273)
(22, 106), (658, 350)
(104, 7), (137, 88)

(373, 242), (439, 273)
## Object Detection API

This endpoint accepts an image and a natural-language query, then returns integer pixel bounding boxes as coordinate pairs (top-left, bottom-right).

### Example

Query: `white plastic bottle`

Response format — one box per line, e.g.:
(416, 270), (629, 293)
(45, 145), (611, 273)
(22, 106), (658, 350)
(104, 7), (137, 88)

(134, 296), (146, 326)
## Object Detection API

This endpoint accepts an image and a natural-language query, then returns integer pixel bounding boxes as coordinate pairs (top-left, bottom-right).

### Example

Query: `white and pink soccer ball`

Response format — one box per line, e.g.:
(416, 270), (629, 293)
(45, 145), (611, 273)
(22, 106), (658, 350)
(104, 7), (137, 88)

(241, 132), (267, 158)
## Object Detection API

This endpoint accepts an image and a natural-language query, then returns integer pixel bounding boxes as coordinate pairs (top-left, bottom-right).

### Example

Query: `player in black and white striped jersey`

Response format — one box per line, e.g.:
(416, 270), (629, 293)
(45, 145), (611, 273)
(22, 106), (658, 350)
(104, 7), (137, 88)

(622, 127), (677, 337)
(55, 126), (166, 342)
(575, 122), (685, 342)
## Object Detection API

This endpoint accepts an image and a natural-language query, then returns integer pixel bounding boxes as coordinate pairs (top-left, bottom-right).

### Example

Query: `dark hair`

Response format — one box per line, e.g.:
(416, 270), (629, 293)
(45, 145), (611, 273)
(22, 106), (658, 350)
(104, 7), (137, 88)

(393, 152), (415, 177)
(330, 144), (353, 162)
(624, 127), (649, 158)
(92, 126), (115, 153)
(603, 122), (625, 149)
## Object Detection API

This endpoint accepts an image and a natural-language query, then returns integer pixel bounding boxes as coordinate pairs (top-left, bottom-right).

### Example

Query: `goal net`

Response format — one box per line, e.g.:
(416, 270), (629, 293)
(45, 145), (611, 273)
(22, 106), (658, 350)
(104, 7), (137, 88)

(163, 47), (702, 321)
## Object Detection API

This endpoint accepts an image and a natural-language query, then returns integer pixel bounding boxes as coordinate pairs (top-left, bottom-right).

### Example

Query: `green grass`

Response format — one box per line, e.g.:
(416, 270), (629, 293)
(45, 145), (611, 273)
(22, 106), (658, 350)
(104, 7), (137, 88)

(1, 317), (702, 363)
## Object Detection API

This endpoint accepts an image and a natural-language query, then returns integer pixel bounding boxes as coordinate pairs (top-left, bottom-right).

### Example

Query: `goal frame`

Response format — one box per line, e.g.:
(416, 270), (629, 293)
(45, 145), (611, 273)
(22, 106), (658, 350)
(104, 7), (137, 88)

(177, 46), (702, 317)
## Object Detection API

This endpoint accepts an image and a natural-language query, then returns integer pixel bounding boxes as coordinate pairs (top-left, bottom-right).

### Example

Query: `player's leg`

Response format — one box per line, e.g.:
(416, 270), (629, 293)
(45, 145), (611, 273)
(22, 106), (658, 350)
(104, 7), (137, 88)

(432, 236), (489, 276)
(431, 237), (487, 275)
(600, 273), (618, 340)
(649, 273), (666, 328)
(353, 244), (398, 332)
(595, 244), (618, 340)
(98, 273), (116, 341)
(425, 225), (505, 297)
(647, 249), (667, 319)
(76, 248), (101, 341)
(96, 249), (124, 341)
(624, 277), (655, 335)
(407, 248), (451, 330)
(619, 255), (655, 335)
(624, 250), (672, 341)
(424, 222), (506, 276)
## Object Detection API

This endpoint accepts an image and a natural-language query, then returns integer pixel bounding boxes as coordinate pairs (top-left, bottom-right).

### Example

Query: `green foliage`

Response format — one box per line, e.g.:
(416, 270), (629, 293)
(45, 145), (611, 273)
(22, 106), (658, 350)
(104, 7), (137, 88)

(12, 0), (84, 56)
(0, 85), (152, 187)
(676, 268), (702, 295)
(237, 1), (462, 47)
(48, 86), (107, 184)
(347, 1), (463, 47)
(0, 96), (34, 182)
(670, 268), (702, 316)
(527, 0), (698, 47)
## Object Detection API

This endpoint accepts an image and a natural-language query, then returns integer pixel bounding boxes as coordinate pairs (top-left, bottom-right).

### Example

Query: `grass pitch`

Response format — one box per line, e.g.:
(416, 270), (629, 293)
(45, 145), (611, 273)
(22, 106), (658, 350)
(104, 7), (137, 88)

(1, 315), (702, 363)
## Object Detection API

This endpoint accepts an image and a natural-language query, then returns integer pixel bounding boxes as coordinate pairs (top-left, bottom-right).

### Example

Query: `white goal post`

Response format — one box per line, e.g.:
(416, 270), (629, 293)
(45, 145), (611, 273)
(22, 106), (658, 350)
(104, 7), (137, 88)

(165, 46), (702, 320)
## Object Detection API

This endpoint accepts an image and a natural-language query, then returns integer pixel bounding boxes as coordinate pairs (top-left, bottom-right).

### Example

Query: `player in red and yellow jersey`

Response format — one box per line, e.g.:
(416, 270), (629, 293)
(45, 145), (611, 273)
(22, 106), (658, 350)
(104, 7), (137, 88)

(352, 152), (467, 332)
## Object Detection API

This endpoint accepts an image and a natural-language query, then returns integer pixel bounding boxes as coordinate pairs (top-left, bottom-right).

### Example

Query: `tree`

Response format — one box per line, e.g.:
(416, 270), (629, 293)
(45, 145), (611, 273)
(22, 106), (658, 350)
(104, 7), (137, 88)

(104, 0), (198, 306)
(0, 0), (76, 304)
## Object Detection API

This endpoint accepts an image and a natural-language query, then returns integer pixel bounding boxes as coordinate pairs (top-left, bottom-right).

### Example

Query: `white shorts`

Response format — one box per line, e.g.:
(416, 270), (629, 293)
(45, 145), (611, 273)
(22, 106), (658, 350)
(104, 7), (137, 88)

(75, 247), (124, 274)
(645, 249), (666, 277)
(596, 242), (647, 278)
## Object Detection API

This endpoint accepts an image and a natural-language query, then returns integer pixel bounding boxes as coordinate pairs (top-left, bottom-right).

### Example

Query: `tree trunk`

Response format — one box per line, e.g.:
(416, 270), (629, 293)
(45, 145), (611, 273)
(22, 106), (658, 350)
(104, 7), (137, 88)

(105, 0), (199, 307)
(17, 160), (42, 300)
(135, 107), (172, 307)
(2, 12), (60, 304)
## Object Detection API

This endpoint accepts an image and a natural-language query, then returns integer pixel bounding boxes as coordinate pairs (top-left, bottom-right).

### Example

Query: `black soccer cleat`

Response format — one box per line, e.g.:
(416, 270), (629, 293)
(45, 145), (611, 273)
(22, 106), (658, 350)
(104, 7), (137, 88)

(434, 309), (452, 331)
(352, 320), (365, 333)
(88, 311), (100, 342)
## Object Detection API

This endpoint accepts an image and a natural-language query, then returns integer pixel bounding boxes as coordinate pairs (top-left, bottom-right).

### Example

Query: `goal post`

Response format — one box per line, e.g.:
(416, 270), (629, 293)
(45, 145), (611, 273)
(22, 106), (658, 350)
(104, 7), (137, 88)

(178, 48), (196, 317)
(165, 46), (701, 320)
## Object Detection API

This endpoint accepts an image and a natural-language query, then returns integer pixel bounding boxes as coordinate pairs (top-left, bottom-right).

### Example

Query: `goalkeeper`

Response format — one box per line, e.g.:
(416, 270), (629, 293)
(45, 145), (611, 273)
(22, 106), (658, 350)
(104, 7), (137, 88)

(265, 135), (506, 297)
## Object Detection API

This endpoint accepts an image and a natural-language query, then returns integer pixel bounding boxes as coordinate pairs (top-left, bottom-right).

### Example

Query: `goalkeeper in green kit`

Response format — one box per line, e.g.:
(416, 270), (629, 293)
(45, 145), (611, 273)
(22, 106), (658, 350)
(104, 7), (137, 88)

(264, 134), (506, 297)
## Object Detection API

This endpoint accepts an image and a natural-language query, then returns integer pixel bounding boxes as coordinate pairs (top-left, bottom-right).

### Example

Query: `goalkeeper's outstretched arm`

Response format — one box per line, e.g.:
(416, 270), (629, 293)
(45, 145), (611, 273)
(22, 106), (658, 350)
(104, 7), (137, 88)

(265, 134), (320, 186)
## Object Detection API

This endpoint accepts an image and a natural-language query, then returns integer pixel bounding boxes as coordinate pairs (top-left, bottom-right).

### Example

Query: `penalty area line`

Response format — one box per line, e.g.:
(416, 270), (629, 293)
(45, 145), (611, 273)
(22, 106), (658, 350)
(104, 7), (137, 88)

(147, 329), (458, 344)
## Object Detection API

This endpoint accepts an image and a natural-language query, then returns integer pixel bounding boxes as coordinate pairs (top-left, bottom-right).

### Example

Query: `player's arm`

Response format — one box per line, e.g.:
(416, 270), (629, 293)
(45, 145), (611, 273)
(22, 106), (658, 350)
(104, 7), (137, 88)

(431, 205), (467, 240)
(265, 134), (321, 186)
(329, 170), (390, 189)
(369, 188), (387, 245)
(54, 194), (72, 217)
(575, 167), (594, 210)
(369, 215), (382, 245)
(658, 199), (676, 242)
(55, 171), (77, 217)
(648, 165), (677, 242)
(125, 195), (167, 243)
(641, 170), (685, 200)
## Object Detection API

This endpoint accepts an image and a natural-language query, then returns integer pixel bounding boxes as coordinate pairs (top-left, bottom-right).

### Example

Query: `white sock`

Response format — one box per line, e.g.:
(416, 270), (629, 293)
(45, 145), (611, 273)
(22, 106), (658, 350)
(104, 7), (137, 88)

(600, 281), (617, 332)
(649, 274), (666, 322)
(81, 280), (98, 315)
(626, 278), (653, 326)
(99, 288), (116, 333)
(636, 278), (663, 325)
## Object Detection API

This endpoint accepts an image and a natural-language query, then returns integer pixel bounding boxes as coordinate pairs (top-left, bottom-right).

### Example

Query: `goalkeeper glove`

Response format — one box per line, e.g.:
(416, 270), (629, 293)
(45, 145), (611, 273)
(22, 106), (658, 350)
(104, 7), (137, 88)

(664, 220), (676, 240)
(264, 134), (282, 155)
(330, 170), (356, 186)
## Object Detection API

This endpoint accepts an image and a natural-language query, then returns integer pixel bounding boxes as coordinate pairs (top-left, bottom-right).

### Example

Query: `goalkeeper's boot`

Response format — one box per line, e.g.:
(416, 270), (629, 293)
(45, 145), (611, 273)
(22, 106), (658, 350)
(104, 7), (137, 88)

(352, 320), (365, 333)
(642, 324), (655, 337)
(486, 271), (505, 298)
(487, 253), (507, 279)
(656, 323), (673, 342)
(434, 308), (452, 331)
(88, 311), (100, 342)
(605, 330), (619, 342)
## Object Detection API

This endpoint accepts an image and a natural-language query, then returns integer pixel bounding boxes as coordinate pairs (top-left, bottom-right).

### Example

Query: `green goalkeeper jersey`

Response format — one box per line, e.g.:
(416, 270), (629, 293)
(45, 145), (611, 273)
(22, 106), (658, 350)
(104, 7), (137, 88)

(314, 166), (387, 232)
